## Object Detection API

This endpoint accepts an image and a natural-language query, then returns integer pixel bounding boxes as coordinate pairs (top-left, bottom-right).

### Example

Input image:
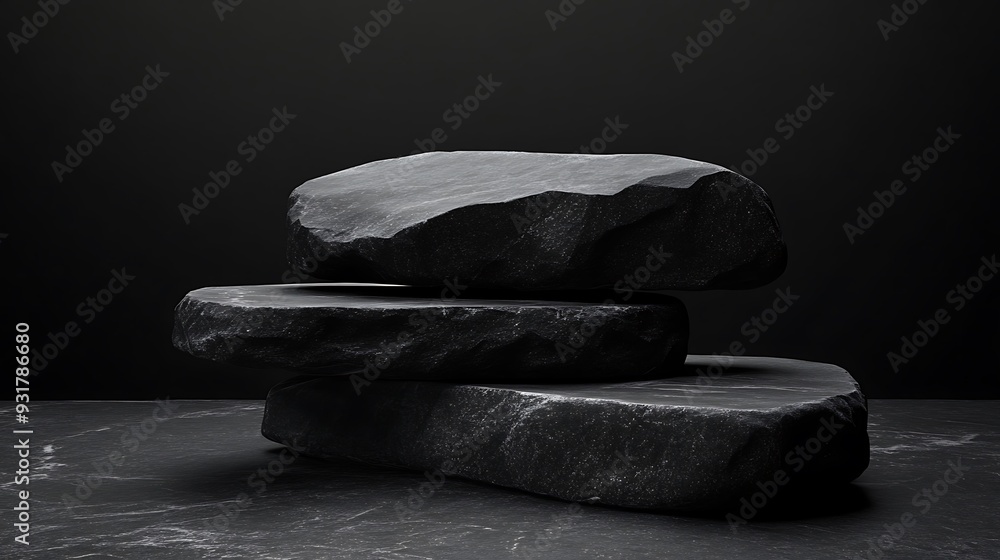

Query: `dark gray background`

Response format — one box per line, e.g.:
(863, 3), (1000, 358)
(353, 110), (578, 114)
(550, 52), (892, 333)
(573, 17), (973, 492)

(3, 0), (997, 398)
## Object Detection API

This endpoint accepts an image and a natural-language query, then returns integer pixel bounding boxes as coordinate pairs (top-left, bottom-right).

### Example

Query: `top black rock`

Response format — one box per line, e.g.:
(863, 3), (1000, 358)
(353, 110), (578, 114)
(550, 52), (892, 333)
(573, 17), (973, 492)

(287, 152), (786, 291)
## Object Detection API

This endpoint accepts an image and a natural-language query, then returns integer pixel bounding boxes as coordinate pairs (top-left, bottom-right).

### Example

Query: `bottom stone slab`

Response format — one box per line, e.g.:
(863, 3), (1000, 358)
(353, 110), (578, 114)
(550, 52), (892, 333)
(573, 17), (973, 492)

(261, 355), (869, 512)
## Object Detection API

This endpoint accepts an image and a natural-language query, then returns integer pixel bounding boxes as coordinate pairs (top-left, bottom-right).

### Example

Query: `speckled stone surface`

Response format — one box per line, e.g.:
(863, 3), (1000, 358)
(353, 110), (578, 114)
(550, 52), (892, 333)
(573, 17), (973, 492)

(171, 283), (688, 380)
(287, 152), (787, 290)
(261, 356), (869, 511)
(2, 399), (995, 559)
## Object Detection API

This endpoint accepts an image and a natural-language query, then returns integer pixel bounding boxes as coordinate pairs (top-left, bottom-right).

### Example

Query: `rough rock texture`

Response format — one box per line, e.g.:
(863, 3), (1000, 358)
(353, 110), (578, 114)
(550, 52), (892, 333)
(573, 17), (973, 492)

(262, 355), (869, 512)
(21, 401), (1000, 558)
(172, 283), (689, 380)
(287, 151), (787, 291)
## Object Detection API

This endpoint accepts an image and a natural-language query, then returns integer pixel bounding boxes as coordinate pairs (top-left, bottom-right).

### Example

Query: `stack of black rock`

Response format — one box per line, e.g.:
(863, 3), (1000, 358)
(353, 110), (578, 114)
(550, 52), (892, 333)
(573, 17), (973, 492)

(173, 152), (869, 512)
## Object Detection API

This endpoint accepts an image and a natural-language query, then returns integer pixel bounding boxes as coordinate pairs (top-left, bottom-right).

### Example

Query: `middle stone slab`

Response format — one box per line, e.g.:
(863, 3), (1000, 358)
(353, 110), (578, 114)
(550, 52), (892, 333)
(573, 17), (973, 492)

(172, 284), (689, 381)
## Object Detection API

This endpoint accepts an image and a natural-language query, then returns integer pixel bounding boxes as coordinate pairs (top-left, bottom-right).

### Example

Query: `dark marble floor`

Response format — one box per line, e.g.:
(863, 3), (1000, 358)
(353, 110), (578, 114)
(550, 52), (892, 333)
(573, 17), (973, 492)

(2, 400), (997, 559)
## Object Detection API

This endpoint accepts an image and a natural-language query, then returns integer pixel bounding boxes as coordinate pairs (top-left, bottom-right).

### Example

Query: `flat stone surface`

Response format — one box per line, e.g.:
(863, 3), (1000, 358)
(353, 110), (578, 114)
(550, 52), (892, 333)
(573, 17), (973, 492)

(3, 399), (995, 559)
(262, 356), (869, 511)
(287, 151), (787, 290)
(172, 283), (689, 380)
